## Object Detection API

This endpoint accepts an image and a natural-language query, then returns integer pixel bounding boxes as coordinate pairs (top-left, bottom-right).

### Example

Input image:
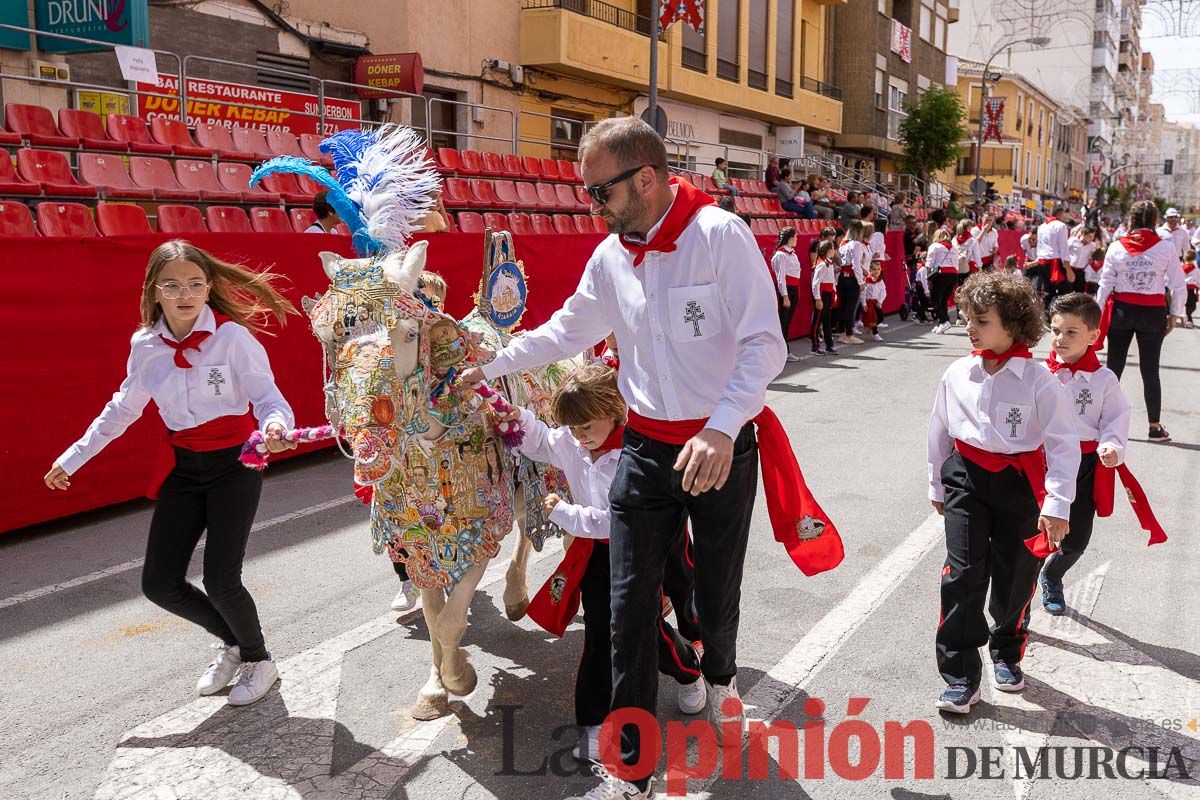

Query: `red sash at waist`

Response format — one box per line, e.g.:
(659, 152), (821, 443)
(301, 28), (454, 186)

(818, 282), (834, 293)
(1037, 258), (1068, 284)
(953, 439), (1055, 557)
(148, 413), (257, 499)
(1113, 292), (1166, 307)
(786, 275), (801, 286)
(939, 265), (959, 274)
(1079, 441), (1167, 546)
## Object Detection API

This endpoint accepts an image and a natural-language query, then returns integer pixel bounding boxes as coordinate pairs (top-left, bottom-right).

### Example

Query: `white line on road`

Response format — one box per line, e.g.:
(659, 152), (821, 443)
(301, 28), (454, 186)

(0, 495), (358, 611)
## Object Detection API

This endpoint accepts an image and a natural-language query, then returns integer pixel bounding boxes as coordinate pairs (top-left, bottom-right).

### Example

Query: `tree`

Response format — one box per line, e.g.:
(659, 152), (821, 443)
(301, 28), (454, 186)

(898, 85), (966, 183)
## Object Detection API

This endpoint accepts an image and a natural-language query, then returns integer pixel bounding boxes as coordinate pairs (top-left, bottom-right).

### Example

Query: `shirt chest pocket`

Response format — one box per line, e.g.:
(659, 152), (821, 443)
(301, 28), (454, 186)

(666, 283), (723, 342)
(189, 364), (233, 400)
(994, 401), (1032, 440)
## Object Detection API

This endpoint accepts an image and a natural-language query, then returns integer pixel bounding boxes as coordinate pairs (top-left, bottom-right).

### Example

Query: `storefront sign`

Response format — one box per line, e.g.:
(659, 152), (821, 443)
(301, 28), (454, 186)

(776, 126), (806, 157)
(352, 53), (424, 99)
(35, 0), (150, 52)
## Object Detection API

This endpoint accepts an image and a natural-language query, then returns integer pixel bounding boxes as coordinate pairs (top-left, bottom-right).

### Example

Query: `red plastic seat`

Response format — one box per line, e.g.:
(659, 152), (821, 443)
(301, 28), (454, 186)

(443, 177), (484, 209)
(194, 123), (256, 161)
(205, 205), (252, 233)
(504, 153), (538, 180)
(58, 109), (125, 152)
(573, 185), (593, 209)
(508, 212), (532, 235)
(294, 174), (323, 197)
(590, 216), (608, 234)
(96, 203), (152, 235)
(750, 218), (767, 235)
(231, 127), (274, 161)
(492, 179), (521, 209)
(149, 117), (212, 158)
(0, 156), (42, 195)
(0, 201), (36, 236)
(457, 211), (485, 233)
(216, 162), (281, 202)
(572, 214), (595, 234)
(4, 104), (79, 149)
(520, 156), (544, 181)
(468, 178), (501, 208)
(733, 196), (752, 216)
(332, 222), (351, 236)
(106, 115), (172, 155)
(290, 208), (317, 231)
(551, 214), (575, 234)
(480, 151), (507, 177)
(0, 122), (21, 146)
(156, 204), (207, 233)
(256, 172), (310, 204)
(249, 206), (293, 233)
(37, 202), (99, 237)
(536, 182), (568, 211)
(298, 134), (334, 167)
(128, 156), (201, 201)
(77, 154), (155, 200)
(558, 159), (582, 183)
(460, 150), (486, 176)
(175, 160), (242, 202)
(515, 181), (547, 210)
(266, 130), (303, 157)
(482, 212), (510, 232)
(537, 158), (562, 182)
(438, 148), (476, 176)
(555, 183), (586, 211)
(529, 213), (554, 234)
(16, 150), (97, 197)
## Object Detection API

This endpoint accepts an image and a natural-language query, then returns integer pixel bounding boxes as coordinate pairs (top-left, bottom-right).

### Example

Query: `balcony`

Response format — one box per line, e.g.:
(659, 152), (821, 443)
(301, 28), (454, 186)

(682, 46), (706, 73)
(748, 69), (768, 90)
(717, 58), (739, 82)
(800, 75), (843, 101)
(520, 0), (667, 89)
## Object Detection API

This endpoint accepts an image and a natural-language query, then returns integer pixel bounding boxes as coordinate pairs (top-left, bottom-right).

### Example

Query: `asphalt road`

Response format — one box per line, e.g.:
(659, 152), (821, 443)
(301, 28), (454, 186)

(1, 320), (1196, 800)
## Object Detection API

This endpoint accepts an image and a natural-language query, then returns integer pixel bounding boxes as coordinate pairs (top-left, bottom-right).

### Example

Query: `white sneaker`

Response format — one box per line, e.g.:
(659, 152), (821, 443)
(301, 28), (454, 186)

(847, 335), (865, 344)
(786, 353), (801, 362)
(196, 643), (241, 696)
(567, 767), (655, 799)
(879, 322), (890, 328)
(872, 333), (884, 342)
(853, 323), (864, 334)
(678, 678), (707, 715)
(573, 725), (603, 762)
(706, 677), (745, 743)
(390, 579), (418, 612)
(227, 657), (279, 706)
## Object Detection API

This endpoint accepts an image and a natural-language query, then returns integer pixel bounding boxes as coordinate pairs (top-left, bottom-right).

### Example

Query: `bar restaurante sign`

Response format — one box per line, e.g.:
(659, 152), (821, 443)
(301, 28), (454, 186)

(353, 53), (424, 99)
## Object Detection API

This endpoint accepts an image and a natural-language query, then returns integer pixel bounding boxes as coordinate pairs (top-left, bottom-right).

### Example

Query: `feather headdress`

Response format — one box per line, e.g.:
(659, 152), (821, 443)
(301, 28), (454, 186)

(250, 125), (440, 257)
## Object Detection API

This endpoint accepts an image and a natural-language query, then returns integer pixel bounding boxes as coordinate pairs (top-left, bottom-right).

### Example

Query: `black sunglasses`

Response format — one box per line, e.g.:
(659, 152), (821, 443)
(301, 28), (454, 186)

(585, 163), (654, 205)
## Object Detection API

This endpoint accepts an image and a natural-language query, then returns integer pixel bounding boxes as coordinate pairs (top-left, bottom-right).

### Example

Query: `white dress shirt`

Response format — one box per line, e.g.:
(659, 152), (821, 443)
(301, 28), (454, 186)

(953, 235), (981, 270)
(482, 197), (786, 439)
(1068, 238), (1098, 272)
(770, 246), (802, 297)
(515, 408), (618, 540)
(1020, 233), (1037, 263)
(1036, 219), (1071, 261)
(1051, 366), (1130, 465)
(58, 305), (294, 475)
(971, 226), (999, 258)
(1156, 224), (1190, 261)
(862, 277), (887, 305)
(914, 265), (930, 293)
(1096, 234), (1187, 316)
(868, 231), (887, 260)
(811, 259), (836, 298)
(1185, 265), (1200, 289)
(837, 240), (867, 282)
(927, 355), (1080, 519)
(925, 241), (957, 274)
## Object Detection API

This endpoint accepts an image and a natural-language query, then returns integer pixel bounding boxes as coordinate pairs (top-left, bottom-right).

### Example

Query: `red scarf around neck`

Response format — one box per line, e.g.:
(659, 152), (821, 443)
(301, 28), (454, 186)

(956, 232), (971, 245)
(594, 423), (625, 454)
(1046, 347), (1101, 374)
(1121, 229), (1161, 255)
(1184, 264), (1196, 274)
(972, 341), (1033, 365)
(159, 309), (231, 368)
(619, 177), (714, 267)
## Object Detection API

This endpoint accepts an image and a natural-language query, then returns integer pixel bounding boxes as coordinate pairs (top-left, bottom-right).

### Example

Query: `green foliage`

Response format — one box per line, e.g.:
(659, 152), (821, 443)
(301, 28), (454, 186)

(898, 86), (966, 182)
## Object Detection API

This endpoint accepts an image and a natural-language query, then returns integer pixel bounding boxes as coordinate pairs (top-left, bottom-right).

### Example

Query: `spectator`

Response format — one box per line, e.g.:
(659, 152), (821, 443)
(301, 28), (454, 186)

(774, 175), (814, 219)
(765, 156), (782, 191)
(903, 214), (920, 272)
(305, 190), (342, 233)
(839, 190), (861, 228)
(888, 192), (910, 231)
(946, 191), (965, 221)
(712, 157), (738, 195)
(793, 178), (815, 220)
(809, 176), (835, 220)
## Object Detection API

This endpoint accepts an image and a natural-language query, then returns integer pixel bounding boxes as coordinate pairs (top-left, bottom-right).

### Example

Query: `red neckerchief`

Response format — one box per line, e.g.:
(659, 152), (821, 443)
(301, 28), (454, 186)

(777, 245), (795, 255)
(956, 232), (971, 244)
(1121, 229), (1161, 255)
(159, 310), (230, 368)
(972, 341), (1033, 365)
(1184, 264), (1196, 274)
(1046, 347), (1101, 374)
(864, 273), (884, 285)
(619, 177), (714, 267)
(594, 424), (625, 454)
(934, 240), (951, 251)
(1045, 215), (1058, 223)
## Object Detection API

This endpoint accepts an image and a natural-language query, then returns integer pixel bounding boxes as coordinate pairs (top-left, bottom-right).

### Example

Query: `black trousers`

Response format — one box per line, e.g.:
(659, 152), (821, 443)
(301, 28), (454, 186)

(810, 291), (835, 349)
(1105, 301), (1168, 423)
(913, 284), (930, 321)
(575, 540), (701, 727)
(142, 445), (269, 662)
(662, 525), (703, 643)
(1187, 286), (1197, 322)
(609, 424), (758, 784)
(936, 452), (1043, 688)
(836, 275), (860, 334)
(393, 560), (410, 581)
(778, 284), (800, 340)
(1042, 453), (1098, 584)
(930, 271), (958, 325)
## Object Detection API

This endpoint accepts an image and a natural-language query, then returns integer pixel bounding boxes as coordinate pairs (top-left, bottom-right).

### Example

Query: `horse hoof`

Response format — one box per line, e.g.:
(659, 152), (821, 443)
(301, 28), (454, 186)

(442, 660), (478, 697)
(505, 596), (530, 621)
(410, 691), (450, 720)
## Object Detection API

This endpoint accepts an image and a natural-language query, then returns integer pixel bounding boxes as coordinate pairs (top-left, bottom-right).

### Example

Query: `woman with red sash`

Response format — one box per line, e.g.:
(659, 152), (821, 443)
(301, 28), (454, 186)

(769, 226), (803, 361)
(1095, 201), (1187, 443)
(45, 240), (296, 707)
(927, 272), (1079, 715)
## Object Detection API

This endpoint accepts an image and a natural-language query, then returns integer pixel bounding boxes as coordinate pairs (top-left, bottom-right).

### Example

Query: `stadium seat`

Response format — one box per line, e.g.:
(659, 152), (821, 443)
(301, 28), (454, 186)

(4, 103), (79, 149)
(750, 218), (767, 235)
(58, 109), (125, 152)
(520, 156), (545, 182)
(482, 212), (510, 232)
(572, 214), (594, 234)
(106, 114), (172, 155)
(551, 214), (575, 234)
(492, 179), (521, 209)
(0, 201), (36, 236)
(205, 205), (252, 233)
(437, 148), (474, 176)
(537, 158), (562, 181)
(128, 156), (201, 201)
(293, 174), (323, 197)
(457, 211), (485, 233)
(156, 204), (207, 233)
(515, 181), (548, 211)
(96, 203), (152, 235)
(0, 122), (22, 146)
(555, 183), (587, 211)
(78, 154), (155, 200)
(255, 172), (311, 204)
(194, 123), (255, 161)
(36, 202), (99, 237)
(249, 206), (293, 233)
(558, 159), (582, 184)
(149, 117), (212, 157)
(508, 212), (532, 235)
(299, 133), (334, 166)
(231, 127), (274, 161)
(176, 160), (242, 201)
(536, 182), (567, 211)
(16, 150), (97, 197)
(573, 184), (593, 209)
(216, 162), (281, 202)
(529, 213), (554, 235)
(480, 151), (507, 177)
(290, 208), (317, 232)
(266, 130), (303, 158)
(591, 216), (609, 234)
(0, 155), (42, 195)
(332, 222), (351, 236)
(468, 178), (501, 208)
(504, 153), (538, 180)
(460, 150), (486, 176)
(733, 196), (752, 216)
(444, 177), (485, 209)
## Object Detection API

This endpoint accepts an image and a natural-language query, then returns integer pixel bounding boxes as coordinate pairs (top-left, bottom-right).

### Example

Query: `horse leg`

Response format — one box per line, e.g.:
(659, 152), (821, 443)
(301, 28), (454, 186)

(410, 587), (450, 720)
(503, 511), (533, 621)
(437, 559), (488, 696)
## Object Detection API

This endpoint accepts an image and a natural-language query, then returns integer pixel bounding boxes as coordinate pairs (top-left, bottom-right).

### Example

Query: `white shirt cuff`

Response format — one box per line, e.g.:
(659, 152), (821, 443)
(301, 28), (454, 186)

(705, 405), (746, 441)
(58, 447), (85, 477)
(1041, 497), (1072, 521)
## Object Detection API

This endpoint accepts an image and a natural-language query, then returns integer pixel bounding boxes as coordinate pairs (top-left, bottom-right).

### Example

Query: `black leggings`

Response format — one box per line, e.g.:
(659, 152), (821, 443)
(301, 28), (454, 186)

(142, 445), (269, 662)
(837, 274), (860, 335)
(930, 271), (958, 325)
(811, 290), (835, 349)
(778, 284), (800, 340)
(1104, 301), (1167, 424)
(1188, 287), (1197, 323)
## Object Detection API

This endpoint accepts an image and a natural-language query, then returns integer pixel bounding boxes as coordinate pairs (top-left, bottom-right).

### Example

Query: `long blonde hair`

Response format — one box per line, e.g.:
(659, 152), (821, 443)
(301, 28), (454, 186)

(139, 240), (297, 334)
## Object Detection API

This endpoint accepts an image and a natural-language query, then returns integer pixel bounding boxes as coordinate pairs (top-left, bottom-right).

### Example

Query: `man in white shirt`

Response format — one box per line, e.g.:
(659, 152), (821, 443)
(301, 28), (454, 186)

(971, 214), (999, 270)
(460, 117), (785, 800)
(1155, 207), (1189, 262)
(1036, 205), (1072, 310)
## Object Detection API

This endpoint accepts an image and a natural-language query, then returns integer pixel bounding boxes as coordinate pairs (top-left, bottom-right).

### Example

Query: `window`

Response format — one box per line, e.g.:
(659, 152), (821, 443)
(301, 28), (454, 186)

(718, 0), (741, 81)
(550, 109), (588, 160)
(683, 14), (707, 72)
(888, 78), (909, 140)
(893, 0), (913, 25)
(416, 87), (463, 151)
(935, 7), (948, 50)
(920, 0), (933, 41)
(1025, 151), (1031, 184)
(748, 0), (769, 89)
(775, 0), (795, 96)
(1038, 108), (1044, 145)
(1035, 154), (1041, 188)
(875, 68), (886, 109)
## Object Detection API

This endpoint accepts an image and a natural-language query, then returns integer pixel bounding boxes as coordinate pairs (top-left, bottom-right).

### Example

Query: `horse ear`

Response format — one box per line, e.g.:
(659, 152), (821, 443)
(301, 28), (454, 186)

(319, 251), (342, 281)
(381, 240), (428, 292)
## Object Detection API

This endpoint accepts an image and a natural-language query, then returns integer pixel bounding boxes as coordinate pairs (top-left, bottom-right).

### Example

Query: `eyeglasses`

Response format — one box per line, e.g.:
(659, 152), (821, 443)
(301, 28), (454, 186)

(584, 163), (654, 205)
(156, 280), (209, 300)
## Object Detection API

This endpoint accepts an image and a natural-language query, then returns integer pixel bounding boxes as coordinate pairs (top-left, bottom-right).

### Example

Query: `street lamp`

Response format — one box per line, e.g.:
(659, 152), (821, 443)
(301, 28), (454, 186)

(973, 36), (1051, 203)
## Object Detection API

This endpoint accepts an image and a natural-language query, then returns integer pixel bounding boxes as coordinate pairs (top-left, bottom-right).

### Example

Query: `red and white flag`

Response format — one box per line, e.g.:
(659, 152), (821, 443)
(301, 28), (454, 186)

(983, 97), (1005, 143)
(660, 0), (705, 34)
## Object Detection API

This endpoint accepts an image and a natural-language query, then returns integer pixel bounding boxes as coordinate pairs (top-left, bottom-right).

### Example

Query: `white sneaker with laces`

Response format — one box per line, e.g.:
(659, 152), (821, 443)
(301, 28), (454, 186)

(677, 678), (707, 714)
(573, 725), (603, 762)
(196, 643), (241, 696)
(227, 657), (279, 706)
(390, 579), (418, 612)
(872, 333), (884, 342)
(706, 677), (745, 744)
(786, 353), (801, 362)
(853, 323), (864, 334)
(566, 766), (655, 799)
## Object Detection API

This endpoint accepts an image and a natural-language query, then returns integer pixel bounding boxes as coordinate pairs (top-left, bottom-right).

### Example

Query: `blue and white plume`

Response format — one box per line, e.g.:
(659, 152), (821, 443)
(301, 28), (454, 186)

(250, 125), (440, 257)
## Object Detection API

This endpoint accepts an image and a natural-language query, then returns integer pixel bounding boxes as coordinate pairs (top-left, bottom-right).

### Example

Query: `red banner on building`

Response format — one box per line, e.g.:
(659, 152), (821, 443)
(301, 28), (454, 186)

(660, 0), (704, 34)
(353, 53), (424, 99)
(136, 75), (361, 136)
(891, 20), (912, 63)
(983, 97), (1005, 143)
(1089, 161), (1104, 188)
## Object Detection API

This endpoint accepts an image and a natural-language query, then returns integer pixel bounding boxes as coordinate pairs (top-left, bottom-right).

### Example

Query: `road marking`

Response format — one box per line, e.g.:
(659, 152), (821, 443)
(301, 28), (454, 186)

(0, 495), (358, 611)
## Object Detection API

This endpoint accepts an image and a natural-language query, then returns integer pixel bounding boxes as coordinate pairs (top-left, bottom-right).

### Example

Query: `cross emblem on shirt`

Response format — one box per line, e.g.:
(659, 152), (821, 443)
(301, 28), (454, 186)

(1005, 407), (1023, 438)
(207, 367), (226, 396)
(1075, 387), (1094, 416)
(684, 300), (705, 337)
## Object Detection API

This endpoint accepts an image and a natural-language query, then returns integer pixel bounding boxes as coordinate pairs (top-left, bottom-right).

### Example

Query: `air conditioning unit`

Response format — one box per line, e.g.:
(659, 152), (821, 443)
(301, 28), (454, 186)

(32, 60), (70, 82)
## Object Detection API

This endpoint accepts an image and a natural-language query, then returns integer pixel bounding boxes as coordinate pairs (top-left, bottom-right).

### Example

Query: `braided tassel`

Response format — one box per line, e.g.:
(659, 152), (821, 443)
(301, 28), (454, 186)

(476, 383), (525, 448)
(239, 424), (336, 470)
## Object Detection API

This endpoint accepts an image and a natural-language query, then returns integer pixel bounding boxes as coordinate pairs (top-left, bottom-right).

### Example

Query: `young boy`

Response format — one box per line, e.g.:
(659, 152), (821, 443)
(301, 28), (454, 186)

(862, 255), (888, 342)
(1184, 249), (1199, 328)
(927, 271), (1079, 714)
(1040, 293), (1130, 615)
(912, 260), (932, 324)
(512, 364), (706, 761)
